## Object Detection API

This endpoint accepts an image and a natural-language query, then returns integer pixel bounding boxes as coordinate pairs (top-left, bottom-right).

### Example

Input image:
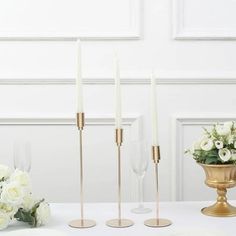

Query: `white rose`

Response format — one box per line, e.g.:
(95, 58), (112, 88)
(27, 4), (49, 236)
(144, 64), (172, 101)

(0, 202), (17, 218)
(215, 140), (223, 149)
(234, 141), (236, 149)
(200, 138), (214, 151)
(231, 150), (236, 161)
(216, 125), (231, 136)
(1, 181), (24, 206)
(0, 212), (10, 230)
(22, 194), (36, 211)
(0, 165), (11, 180)
(10, 169), (31, 189)
(36, 202), (50, 226)
(218, 148), (231, 162)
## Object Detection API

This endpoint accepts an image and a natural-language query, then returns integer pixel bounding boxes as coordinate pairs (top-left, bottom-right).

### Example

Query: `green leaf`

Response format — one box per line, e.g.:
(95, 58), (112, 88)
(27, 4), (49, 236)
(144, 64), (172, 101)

(14, 208), (37, 227)
(205, 157), (218, 164)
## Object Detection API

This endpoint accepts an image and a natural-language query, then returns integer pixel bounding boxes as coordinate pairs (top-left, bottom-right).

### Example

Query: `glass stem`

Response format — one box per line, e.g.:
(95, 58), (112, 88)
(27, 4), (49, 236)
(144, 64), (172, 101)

(138, 176), (144, 208)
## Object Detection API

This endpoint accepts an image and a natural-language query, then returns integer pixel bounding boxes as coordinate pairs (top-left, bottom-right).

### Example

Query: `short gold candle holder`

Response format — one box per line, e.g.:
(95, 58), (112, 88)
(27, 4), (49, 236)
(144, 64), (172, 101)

(200, 163), (236, 217)
(68, 113), (96, 229)
(106, 129), (134, 228)
(144, 146), (172, 228)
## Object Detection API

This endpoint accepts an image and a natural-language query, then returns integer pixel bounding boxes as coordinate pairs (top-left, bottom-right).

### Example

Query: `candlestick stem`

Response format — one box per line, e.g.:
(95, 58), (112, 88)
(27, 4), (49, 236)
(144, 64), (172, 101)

(144, 146), (172, 228)
(106, 129), (134, 228)
(68, 113), (96, 229)
(155, 163), (159, 225)
(79, 129), (84, 222)
(118, 144), (121, 224)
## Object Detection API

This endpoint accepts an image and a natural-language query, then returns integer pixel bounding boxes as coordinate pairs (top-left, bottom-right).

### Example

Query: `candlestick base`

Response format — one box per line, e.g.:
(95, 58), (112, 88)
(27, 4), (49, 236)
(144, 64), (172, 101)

(69, 219), (96, 228)
(144, 218), (172, 227)
(106, 219), (134, 228)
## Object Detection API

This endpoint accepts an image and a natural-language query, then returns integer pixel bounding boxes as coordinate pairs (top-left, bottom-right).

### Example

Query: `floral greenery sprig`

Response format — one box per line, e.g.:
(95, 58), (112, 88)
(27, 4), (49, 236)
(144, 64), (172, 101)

(185, 121), (236, 165)
(0, 165), (50, 230)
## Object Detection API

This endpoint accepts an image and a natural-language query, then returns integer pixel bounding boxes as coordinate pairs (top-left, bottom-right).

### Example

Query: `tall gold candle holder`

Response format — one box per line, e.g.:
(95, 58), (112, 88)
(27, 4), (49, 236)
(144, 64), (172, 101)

(144, 146), (172, 228)
(68, 113), (96, 229)
(106, 129), (134, 228)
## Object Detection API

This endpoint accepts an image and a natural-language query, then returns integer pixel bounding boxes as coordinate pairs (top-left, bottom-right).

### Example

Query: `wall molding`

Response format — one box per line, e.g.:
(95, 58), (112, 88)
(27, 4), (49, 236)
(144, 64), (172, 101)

(0, 0), (140, 41)
(2, 75), (236, 85)
(0, 115), (139, 126)
(173, 0), (236, 40)
(171, 114), (236, 201)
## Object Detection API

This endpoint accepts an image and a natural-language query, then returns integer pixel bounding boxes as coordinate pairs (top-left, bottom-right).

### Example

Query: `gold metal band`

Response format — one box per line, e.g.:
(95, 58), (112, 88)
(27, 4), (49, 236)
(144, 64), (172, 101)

(116, 129), (123, 146)
(77, 113), (85, 130)
(152, 146), (160, 164)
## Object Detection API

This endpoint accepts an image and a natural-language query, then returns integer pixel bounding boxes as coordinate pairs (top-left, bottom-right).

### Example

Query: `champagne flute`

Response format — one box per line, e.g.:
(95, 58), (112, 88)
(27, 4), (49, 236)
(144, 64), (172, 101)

(13, 140), (31, 172)
(129, 139), (151, 214)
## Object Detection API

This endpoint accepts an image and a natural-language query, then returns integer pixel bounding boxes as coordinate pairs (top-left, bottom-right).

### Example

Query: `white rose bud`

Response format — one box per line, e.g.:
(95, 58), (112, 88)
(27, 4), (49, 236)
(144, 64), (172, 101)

(0, 165), (11, 180)
(0, 212), (10, 230)
(216, 125), (231, 136)
(36, 202), (51, 226)
(231, 150), (236, 161)
(200, 138), (214, 151)
(1, 181), (24, 206)
(218, 148), (231, 162)
(215, 140), (223, 149)
(22, 194), (36, 211)
(194, 140), (201, 150)
(227, 135), (234, 145)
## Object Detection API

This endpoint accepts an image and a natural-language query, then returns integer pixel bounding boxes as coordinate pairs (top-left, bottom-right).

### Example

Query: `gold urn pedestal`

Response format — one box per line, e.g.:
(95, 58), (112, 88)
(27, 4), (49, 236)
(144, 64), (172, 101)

(200, 163), (236, 217)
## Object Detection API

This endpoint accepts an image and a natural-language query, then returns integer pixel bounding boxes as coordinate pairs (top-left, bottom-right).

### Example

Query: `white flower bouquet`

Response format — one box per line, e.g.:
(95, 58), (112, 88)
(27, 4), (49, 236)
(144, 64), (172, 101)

(0, 165), (50, 230)
(185, 121), (236, 164)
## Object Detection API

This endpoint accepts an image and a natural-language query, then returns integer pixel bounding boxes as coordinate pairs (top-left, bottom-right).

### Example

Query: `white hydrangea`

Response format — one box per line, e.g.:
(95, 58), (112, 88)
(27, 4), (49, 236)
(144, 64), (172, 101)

(216, 125), (231, 136)
(224, 121), (234, 129)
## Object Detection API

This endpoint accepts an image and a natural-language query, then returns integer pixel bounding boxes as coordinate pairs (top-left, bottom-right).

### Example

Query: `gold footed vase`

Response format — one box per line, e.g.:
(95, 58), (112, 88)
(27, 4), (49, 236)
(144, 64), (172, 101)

(200, 163), (236, 217)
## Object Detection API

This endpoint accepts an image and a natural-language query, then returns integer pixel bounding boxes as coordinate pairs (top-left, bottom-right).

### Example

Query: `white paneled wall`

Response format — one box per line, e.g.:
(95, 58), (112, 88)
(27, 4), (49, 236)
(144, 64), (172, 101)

(0, 0), (236, 202)
(0, 0), (140, 39)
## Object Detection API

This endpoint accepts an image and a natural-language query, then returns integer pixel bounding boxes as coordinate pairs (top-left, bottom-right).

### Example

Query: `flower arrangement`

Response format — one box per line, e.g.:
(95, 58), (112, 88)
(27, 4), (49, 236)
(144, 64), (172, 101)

(185, 121), (236, 165)
(0, 164), (50, 230)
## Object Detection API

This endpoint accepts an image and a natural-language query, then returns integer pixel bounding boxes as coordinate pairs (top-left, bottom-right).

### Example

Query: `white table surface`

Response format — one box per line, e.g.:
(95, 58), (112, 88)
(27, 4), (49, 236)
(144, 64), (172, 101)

(4, 202), (236, 236)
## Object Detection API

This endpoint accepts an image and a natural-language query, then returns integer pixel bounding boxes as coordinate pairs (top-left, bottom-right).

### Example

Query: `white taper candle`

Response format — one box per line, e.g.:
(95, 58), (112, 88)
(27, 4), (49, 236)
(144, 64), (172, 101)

(76, 39), (83, 113)
(151, 72), (158, 146)
(114, 55), (122, 129)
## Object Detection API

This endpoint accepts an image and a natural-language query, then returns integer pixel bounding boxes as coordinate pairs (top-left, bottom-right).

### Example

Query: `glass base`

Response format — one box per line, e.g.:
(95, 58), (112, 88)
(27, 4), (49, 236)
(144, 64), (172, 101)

(131, 207), (152, 214)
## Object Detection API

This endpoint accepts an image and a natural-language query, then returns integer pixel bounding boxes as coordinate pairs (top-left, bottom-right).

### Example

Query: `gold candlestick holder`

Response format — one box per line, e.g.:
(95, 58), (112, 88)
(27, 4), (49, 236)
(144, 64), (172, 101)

(106, 129), (134, 228)
(68, 113), (96, 229)
(144, 146), (172, 228)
